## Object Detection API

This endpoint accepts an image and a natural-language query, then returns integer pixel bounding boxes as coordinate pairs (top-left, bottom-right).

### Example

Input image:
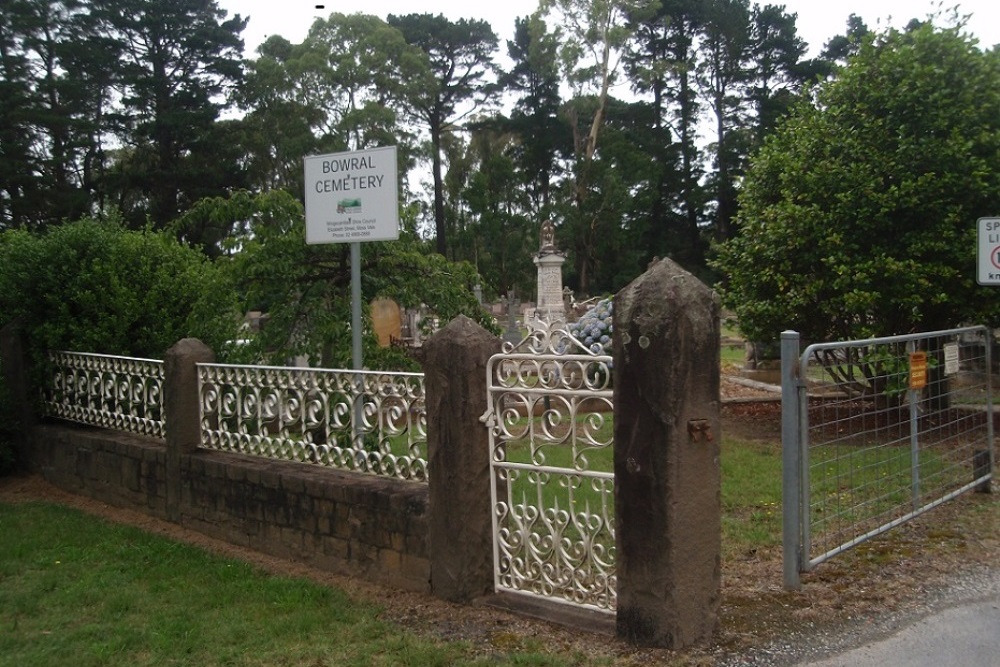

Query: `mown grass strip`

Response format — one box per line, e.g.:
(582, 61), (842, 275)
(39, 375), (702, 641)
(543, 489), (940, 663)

(0, 502), (599, 667)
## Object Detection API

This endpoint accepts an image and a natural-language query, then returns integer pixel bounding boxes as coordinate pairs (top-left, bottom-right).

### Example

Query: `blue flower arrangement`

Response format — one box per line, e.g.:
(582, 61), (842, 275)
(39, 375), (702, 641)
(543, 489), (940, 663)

(568, 298), (613, 356)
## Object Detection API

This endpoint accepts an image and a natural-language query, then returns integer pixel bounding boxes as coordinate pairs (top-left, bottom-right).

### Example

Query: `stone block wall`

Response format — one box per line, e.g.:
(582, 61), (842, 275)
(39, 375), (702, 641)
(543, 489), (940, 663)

(26, 423), (430, 593)
(30, 425), (169, 516)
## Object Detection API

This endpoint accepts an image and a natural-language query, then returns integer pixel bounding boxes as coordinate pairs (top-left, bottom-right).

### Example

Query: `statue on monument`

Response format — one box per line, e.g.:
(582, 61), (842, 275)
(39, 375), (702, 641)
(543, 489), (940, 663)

(539, 220), (556, 253)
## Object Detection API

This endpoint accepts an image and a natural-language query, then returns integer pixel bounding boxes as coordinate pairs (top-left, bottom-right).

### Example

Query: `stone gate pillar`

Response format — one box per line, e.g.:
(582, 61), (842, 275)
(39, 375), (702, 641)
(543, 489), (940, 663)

(420, 315), (501, 602)
(612, 258), (721, 648)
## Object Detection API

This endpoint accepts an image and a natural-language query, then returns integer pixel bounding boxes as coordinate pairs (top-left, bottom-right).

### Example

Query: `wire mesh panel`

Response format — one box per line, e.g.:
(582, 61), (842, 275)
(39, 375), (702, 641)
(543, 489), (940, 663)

(44, 351), (165, 438)
(481, 320), (616, 613)
(198, 364), (427, 481)
(797, 327), (993, 569)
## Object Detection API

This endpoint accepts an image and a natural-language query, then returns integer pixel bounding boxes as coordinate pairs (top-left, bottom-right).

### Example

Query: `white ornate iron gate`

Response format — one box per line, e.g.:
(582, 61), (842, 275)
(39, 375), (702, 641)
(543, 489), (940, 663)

(480, 321), (616, 613)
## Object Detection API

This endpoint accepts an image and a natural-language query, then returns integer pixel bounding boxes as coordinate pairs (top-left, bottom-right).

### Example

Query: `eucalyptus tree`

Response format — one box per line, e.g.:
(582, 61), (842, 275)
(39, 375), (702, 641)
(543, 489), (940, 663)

(237, 14), (425, 199)
(236, 36), (324, 196)
(387, 13), (499, 256)
(539, 0), (658, 293)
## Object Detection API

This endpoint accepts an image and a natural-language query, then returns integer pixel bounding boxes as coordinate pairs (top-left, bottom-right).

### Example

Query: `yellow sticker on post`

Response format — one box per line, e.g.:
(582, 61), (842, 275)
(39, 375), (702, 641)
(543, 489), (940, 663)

(909, 351), (928, 390)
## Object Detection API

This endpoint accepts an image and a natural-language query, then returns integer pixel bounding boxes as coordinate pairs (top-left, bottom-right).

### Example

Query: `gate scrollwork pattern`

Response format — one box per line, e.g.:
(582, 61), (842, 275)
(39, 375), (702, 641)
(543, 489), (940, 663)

(483, 320), (616, 612)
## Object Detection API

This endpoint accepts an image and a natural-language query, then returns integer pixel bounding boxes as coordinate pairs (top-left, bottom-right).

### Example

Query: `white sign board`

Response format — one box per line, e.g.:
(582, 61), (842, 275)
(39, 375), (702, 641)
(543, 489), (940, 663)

(976, 216), (1000, 285)
(304, 146), (399, 244)
(943, 342), (960, 376)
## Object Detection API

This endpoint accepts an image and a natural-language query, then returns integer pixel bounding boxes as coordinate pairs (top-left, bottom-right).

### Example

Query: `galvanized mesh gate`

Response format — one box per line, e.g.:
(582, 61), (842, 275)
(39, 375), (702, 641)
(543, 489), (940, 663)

(480, 321), (616, 612)
(782, 327), (995, 588)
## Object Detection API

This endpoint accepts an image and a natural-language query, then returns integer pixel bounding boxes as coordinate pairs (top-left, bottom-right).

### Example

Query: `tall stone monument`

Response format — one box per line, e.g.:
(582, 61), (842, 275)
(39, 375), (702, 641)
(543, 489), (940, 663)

(533, 220), (566, 323)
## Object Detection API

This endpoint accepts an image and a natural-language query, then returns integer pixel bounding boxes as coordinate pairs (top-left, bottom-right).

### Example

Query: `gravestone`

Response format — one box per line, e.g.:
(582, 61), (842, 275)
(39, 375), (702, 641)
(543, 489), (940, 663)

(503, 291), (522, 345)
(371, 297), (402, 347)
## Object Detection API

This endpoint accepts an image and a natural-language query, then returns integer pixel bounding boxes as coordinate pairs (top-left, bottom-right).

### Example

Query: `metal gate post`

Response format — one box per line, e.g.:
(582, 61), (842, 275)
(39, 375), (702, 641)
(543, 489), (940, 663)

(781, 330), (803, 590)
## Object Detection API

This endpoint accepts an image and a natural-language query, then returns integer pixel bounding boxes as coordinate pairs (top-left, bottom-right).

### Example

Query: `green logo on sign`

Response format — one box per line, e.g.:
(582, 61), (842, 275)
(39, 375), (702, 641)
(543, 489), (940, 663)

(337, 198), (362, 214)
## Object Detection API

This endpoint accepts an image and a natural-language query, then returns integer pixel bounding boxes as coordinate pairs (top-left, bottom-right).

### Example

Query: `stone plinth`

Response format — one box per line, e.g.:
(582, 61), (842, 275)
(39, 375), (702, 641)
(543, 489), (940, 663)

(533, 251), (566, 322)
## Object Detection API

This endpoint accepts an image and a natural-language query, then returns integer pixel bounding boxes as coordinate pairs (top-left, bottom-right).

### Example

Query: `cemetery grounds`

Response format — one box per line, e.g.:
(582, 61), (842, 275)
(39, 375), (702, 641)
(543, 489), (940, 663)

(1, 357), (999, 666)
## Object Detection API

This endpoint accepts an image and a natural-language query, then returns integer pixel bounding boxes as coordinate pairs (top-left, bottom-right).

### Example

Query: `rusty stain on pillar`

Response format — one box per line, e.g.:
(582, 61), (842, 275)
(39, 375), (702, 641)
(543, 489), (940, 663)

(420, 315), (501, 602)
(612, 258), (721, 648)
(164, 338), (215, 522)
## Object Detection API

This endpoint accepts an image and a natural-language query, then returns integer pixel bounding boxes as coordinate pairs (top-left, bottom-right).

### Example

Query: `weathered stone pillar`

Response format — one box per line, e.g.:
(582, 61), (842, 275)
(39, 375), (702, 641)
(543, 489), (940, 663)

(613, 258), (721, 648)
(420, 315), (501, 602)
(164, 338), (214, 522)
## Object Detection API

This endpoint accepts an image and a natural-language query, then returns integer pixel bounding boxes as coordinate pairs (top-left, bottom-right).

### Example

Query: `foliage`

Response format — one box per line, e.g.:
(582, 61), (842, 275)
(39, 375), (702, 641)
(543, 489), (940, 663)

(715, 22), (1000, 344)
(0, 0), (247, 233)
(192, 190), (498, 371)
(6, 0), (967, 302)
(235, 13), (426, 204)
(388, 13), (499, 255)
(0, 215), (244, 364)
(91, 0), (248, 228)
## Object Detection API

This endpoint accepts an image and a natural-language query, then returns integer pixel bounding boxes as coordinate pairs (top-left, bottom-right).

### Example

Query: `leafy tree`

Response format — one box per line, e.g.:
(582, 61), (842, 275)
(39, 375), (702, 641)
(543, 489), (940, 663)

(387, 13), (499, 256)
(715, 22), (1000, 346)
(820, 14), (872, 65)
(503, 14), (567, 216)
(182, 190), (498, 371)
(541, 0), (657, 293)
(745, 4), (808, 144)
(0, 215), (245, 364)
(235, 35), (322, 196)
(696, 0), (752, 243)
(450, 123), (537, 299)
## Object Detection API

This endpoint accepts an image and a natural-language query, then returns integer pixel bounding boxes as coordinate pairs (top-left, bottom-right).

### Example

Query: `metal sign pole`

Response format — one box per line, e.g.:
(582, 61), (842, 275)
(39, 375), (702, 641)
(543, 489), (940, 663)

(351, 241), (364, 453)
(351, 241), (362, 371)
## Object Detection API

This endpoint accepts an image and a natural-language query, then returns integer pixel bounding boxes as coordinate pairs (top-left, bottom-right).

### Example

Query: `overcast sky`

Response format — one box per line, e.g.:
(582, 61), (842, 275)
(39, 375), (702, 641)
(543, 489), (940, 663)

(217, 0), (1000, 59)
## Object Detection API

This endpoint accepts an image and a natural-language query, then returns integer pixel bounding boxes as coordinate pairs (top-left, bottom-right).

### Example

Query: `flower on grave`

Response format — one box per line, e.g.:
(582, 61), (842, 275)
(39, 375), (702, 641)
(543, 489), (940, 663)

(568, 297), (613, 357)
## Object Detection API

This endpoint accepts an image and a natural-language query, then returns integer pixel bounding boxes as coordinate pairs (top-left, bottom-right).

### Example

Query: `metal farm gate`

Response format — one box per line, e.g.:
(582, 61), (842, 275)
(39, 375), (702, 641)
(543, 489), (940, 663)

(782, 327), (995, 588)
(480, 321), (616, 613)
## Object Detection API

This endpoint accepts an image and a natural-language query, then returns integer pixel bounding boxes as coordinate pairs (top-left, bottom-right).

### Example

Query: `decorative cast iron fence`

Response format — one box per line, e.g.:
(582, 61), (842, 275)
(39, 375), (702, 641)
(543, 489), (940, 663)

(481, 320), (616, 613)
(198, 363), (427, 481)
(44, 351), (165, 438)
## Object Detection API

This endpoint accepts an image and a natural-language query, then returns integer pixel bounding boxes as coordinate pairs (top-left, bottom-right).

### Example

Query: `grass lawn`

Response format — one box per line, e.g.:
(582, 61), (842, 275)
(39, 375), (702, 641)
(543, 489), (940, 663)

(0, 502), (591, 667)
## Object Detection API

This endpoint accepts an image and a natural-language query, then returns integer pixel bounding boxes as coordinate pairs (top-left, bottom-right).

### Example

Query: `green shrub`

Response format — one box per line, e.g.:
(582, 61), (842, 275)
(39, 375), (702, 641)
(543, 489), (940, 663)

(0, 215), (244, 365)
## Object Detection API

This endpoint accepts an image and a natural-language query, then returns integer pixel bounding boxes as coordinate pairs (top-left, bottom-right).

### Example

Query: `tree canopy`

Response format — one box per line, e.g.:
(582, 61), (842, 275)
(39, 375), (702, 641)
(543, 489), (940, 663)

(8, 0), (998, 359)
(178, 189), (498, 370)
(715, 22), (1000, 344)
